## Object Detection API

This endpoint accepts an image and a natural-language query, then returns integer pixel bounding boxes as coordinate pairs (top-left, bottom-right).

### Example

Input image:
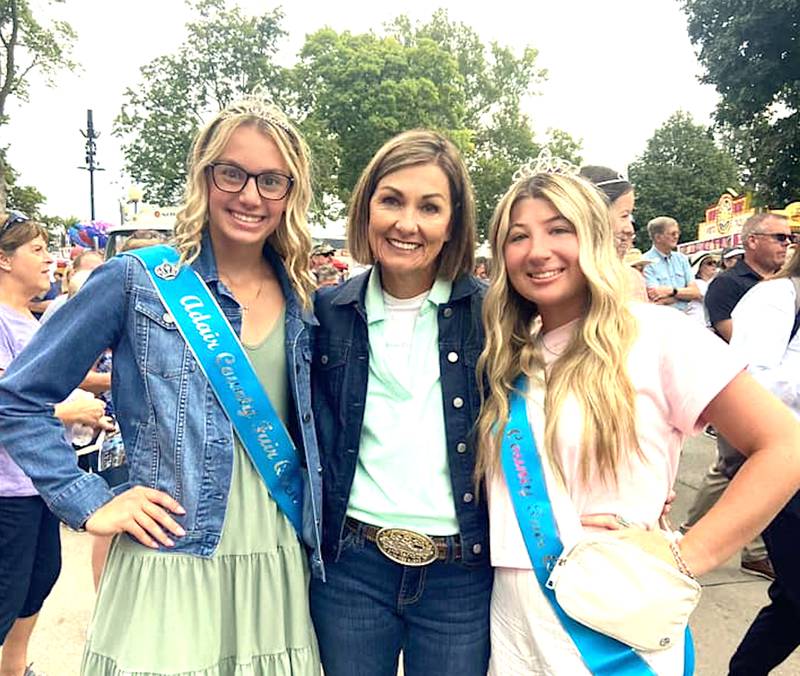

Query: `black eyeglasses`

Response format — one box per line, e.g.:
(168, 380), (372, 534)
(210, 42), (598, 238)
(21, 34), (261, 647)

(208, 163), (294, 201)
(1, 210), (29, 234)
(751, 232), (797, 244)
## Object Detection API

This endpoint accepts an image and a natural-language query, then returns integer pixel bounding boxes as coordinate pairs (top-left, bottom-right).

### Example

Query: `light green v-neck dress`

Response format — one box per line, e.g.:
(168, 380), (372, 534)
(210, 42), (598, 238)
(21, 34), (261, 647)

(81, 314), (320, 675)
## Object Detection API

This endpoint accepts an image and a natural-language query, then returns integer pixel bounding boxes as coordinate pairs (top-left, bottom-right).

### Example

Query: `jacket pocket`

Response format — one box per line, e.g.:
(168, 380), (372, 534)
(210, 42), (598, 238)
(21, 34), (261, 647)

(133, 290), (190, 380)
(314, 341), (349, 398)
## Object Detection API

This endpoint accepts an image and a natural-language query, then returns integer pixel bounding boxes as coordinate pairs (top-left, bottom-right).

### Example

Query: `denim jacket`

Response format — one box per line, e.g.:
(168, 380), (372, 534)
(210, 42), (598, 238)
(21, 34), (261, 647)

(312, 270), (489, 568)
(0, 238), (325, 577)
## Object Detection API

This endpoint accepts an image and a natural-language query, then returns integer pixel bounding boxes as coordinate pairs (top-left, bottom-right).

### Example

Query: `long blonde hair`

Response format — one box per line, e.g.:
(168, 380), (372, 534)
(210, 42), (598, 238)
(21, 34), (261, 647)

(475, 172), (640, 487)
(172, 95), (315, 309)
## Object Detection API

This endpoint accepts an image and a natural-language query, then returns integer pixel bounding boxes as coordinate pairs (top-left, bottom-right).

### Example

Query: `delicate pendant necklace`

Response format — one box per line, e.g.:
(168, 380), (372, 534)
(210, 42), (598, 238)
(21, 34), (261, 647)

(222, 275), (265, 314)
(539, 332), (566, 358)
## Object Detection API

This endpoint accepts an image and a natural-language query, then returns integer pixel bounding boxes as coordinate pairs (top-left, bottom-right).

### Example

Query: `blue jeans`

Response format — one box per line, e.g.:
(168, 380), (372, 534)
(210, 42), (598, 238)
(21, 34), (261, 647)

(310, 523), (492, 676)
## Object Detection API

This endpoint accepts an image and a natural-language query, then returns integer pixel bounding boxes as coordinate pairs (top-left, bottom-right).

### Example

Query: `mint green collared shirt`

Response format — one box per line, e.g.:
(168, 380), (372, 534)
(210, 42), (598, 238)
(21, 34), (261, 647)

(346, 268), (459, 535)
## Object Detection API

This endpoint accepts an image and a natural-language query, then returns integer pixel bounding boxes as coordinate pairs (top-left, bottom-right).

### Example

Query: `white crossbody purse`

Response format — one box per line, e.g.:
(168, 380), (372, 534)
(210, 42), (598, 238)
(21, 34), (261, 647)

(544, 526), (702, 652)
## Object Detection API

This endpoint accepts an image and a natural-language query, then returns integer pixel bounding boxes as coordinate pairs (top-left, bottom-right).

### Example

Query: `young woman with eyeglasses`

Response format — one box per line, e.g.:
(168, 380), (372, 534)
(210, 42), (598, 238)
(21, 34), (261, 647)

(0, 96), (323, 674)
(579, 166), (647, 302)
(0, 212), (110, 676)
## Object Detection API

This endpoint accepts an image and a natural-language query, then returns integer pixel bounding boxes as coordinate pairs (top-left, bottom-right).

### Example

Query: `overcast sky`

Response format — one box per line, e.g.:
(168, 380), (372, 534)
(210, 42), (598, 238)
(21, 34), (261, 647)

(3, 0), (719, 224)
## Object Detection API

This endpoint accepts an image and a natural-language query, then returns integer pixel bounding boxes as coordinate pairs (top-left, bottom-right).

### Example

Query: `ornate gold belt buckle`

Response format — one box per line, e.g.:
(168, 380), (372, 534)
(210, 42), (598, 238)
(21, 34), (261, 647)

(375, 527), (438, 566)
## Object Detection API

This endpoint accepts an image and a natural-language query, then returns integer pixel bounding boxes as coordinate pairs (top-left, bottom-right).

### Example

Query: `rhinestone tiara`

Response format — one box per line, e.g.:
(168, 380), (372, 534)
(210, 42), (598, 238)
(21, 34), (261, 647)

(512, 148), (580, 182)
(221, 87), (293, 135)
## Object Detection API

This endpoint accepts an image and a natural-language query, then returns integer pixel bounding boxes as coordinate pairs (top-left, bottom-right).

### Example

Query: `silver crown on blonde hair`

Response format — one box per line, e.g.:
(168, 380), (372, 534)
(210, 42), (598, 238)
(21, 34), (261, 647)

(220, 87), (293, 135)
(512, 148), (581, 182)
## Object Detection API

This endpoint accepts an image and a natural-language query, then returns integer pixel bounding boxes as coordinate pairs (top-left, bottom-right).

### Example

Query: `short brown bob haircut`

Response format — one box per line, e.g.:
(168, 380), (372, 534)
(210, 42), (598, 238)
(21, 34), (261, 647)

(346, 129), (476, 281)
(0, 213), (48, 256)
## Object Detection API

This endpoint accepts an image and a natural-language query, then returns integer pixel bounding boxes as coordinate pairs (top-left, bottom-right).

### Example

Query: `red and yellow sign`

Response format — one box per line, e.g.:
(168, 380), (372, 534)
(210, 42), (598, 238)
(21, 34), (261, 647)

(698, 193), (753, 240)
(771, 202), (800, 230)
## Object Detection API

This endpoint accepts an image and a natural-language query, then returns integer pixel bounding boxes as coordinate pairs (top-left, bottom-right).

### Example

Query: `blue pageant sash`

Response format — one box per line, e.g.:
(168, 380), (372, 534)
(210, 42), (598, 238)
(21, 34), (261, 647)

(500, 375), (694, 676)
(127, 245), (303, 536)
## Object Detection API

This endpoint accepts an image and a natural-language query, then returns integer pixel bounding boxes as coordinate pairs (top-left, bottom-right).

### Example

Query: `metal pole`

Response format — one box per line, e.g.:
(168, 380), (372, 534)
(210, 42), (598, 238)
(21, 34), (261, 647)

(79, 109), (104, 224)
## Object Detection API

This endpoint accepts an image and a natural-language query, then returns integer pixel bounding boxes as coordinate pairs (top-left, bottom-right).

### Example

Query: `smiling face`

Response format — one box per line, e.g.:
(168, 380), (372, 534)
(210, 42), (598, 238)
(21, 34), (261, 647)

(503, 197), (587, 331)
(206, 123), (290, 251)
(1, 235), (53, 298)
(610, 190), (636, 258)
(367, 162), (452, 297)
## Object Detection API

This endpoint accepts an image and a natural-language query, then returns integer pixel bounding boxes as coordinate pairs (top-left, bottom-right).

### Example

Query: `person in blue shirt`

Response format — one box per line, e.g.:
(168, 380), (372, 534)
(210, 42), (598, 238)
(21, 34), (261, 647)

(642, 216), (701, 311)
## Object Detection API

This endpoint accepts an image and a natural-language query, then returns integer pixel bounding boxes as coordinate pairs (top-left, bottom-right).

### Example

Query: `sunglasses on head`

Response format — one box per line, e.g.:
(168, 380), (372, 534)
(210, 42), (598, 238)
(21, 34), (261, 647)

(1, 210), (29, 234)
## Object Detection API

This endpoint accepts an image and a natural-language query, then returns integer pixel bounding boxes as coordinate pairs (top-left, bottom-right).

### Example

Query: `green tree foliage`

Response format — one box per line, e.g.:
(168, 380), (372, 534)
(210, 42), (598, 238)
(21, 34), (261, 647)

(0, 0), (77, 210)
(295, 10), (581, 235)
(1, 147), (78, 244)
(683, 0), (800, 205)
(628, 111), (739, 246)
(117, 5), (581, 238)
(2, 147), (45, 215)
(291, 26), (471, 219)
(114, 0), (287, 205)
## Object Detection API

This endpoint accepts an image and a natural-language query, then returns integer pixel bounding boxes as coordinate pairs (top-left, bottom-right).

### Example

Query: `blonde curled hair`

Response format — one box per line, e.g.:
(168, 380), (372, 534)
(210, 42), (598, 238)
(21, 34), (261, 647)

(475, 172), (640, 487)
(172, 95), (315, 309)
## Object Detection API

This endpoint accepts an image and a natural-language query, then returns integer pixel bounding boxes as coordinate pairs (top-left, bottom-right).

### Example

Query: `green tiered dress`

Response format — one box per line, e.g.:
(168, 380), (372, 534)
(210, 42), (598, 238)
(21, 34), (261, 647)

(81, 314), (320, 675)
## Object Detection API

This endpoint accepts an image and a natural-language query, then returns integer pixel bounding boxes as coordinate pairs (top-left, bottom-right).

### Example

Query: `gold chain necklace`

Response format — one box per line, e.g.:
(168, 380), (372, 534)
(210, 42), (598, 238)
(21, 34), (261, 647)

(221, 275), (266, 314)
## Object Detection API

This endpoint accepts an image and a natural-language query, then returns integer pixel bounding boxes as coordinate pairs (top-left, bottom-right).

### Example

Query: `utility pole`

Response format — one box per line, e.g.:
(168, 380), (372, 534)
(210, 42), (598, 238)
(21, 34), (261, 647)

(78, 109), (104, 222)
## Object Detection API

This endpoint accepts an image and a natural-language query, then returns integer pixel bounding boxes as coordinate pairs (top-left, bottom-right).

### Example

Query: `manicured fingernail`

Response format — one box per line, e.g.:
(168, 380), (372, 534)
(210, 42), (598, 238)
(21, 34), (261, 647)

(175, 526), (186, 537)
(165, 538), (174, 547)
(176, 505), (186, 514)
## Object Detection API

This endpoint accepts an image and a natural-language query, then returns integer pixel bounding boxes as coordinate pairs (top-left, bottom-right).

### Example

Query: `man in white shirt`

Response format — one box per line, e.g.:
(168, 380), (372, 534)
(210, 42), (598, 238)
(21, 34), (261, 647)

(681, 213), (793, 579)
(727, 246), (800, 675)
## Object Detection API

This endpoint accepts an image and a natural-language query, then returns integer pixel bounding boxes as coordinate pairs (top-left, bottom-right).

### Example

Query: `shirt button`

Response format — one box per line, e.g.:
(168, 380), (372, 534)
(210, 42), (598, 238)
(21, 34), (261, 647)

(447, 351), (459, 363)
(302, 412), (311, 423)
(452, 397), (464, 409)
(320, 355), (329, 365)
(317, 465), (323, 474)
(472, 543), (482, 555)
(443, 307), (453, 318)
(456, 442), (467, 454)
(163, 312), (174, 324)
(463, 492), (474, 503)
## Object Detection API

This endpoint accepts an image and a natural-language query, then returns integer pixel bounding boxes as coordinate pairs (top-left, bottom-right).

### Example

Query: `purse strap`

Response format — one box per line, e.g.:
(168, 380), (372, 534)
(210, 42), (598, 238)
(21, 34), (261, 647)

(125, 245), (303, 537)
(501, 374), (695, 675)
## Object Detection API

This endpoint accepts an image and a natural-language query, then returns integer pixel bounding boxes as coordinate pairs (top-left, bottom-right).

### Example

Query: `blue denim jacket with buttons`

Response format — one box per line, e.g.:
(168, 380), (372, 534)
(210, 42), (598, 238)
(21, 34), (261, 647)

(311, 270), (489, 568)
(0, 237), (325, 578)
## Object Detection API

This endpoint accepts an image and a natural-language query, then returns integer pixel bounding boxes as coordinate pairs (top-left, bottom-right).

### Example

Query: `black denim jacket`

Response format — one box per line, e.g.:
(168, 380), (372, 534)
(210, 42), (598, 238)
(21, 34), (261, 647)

(311, 270), (490, 567)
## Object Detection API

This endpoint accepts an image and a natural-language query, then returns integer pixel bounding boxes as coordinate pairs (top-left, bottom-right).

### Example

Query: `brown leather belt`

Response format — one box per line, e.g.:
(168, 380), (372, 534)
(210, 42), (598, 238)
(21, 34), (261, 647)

(345, 517), (462, 566)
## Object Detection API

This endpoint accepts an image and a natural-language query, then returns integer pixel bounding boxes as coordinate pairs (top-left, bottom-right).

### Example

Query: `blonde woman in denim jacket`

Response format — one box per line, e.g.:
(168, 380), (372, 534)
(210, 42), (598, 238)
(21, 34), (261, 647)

(0, 96), (323, 675)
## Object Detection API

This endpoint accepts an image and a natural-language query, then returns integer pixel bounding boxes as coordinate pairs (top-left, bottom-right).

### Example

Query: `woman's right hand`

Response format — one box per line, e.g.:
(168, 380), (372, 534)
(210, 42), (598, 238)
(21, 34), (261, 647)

(85, 486), (187, 549)
(54, 397), (111, 428)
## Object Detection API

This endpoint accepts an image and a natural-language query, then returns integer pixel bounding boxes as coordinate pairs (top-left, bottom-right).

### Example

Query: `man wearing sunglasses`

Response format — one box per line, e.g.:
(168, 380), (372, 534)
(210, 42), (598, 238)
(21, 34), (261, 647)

(707, 213), (794, 343)
(682, 212), (793, 582)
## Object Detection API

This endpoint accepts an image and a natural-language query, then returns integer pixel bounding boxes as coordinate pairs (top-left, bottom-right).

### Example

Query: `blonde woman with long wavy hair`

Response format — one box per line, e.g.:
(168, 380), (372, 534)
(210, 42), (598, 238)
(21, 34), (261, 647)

(0, 96), (323, 674)
(476, 169), (800, 675)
